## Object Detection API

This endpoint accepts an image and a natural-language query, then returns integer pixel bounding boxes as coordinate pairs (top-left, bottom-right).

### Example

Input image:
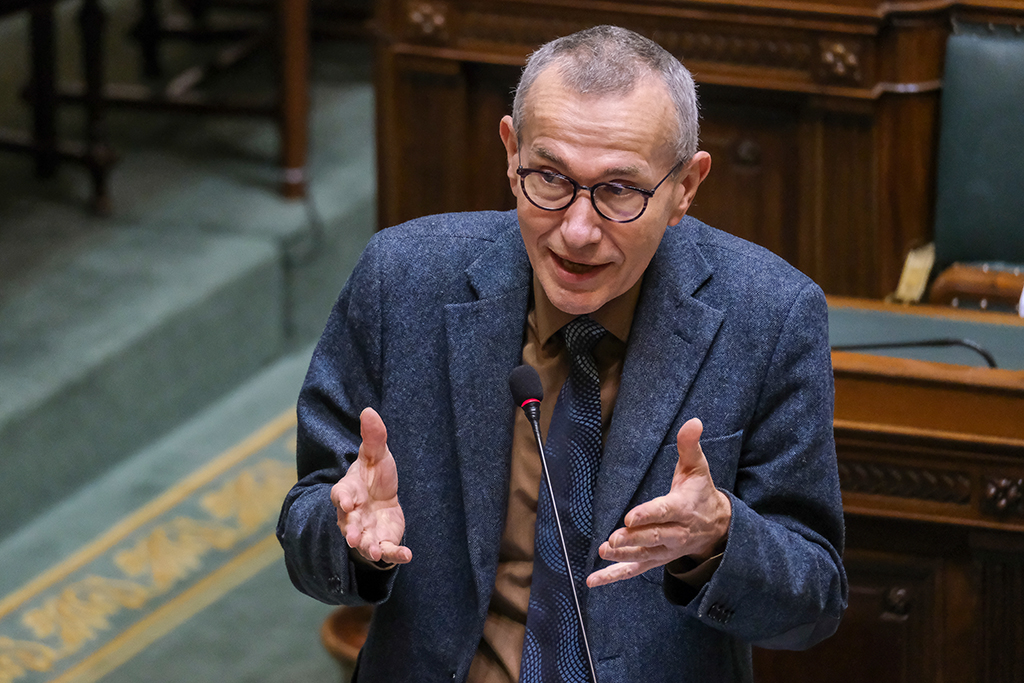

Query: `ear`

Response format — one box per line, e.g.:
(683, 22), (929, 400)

(667, 151), (712, 226)
(499, 115), (521, 197)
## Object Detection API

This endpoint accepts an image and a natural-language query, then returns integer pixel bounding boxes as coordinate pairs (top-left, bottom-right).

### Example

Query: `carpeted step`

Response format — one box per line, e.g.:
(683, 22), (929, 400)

(0, 226), (286, 542)
(0, 41), (377, 543)
(0, 345), (345, 683)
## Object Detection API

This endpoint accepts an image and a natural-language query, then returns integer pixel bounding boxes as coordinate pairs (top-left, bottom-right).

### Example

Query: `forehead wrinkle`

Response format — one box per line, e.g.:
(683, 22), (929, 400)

(528, 144), (644, 180)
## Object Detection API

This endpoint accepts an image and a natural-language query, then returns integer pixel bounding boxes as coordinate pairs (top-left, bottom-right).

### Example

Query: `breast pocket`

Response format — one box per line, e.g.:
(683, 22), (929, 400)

(639, 429), (744, 500)
(700, 429), (743, 493)
(634, 429), (743, 586)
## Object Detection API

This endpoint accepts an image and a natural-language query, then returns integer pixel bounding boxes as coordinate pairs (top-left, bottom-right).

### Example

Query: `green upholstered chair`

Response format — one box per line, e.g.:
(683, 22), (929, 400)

(926, 23), (1024, 313)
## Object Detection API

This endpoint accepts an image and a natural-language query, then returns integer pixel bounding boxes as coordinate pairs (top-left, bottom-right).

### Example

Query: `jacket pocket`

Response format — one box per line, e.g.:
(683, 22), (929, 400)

(700, 429), (743, 493)
(635, 429), (743, 587)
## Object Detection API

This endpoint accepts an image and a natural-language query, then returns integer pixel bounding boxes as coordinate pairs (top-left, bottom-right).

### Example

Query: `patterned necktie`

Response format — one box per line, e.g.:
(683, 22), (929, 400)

(520, 316), (606, 683)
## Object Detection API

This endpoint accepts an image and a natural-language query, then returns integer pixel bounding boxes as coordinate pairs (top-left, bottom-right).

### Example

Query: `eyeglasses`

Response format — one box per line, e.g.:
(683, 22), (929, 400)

(516, 157), (683, 223)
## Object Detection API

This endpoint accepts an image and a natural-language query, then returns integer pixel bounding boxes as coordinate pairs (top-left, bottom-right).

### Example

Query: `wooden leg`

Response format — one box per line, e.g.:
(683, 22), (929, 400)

(79, 0), (112, 214)
(135, 0), (163, 78)
(278, 0), (309, 199)
(29, 4), (58, 178)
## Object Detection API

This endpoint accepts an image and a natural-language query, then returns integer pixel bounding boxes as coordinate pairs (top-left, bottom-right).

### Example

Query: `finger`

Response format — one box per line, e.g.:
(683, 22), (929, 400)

(332, 482), (354, 512)
(331, 475), (364, 513)
(599, 540), (677, 565)
(379, 540), (413, 564)
(345, 522), (365, 554)
(586, 559), (660, 587)
(623, 494), (677, 527)
(675, 417), (705, 474)
(608, 523), (684, 550)
(359, 407), (390, 465)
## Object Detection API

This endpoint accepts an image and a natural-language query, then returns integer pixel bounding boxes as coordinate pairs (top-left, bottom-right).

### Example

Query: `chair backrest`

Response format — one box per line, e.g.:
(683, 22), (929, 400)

(932, 24), (1024, 272)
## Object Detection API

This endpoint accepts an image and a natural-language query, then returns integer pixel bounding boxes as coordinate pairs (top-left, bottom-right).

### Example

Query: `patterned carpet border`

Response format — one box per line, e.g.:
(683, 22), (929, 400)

(0, 410), (298, 683)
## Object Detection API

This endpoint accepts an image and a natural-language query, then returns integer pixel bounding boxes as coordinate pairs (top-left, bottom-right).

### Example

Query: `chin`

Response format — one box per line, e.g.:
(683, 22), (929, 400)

(549, 291), (604, 316)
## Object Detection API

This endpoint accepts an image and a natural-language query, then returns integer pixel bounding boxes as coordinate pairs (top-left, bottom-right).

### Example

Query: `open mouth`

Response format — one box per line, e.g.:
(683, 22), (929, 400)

(557, 255), (601, 275)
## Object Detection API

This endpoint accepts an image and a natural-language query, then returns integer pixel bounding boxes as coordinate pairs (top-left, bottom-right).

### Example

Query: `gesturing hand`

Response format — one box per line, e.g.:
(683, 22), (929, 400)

(587, 418), (731, 587)
(331, 407), (413, 566)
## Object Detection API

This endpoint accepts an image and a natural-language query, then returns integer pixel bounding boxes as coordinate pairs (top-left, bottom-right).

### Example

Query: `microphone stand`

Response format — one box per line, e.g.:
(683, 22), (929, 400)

(520, 397), (599, 683)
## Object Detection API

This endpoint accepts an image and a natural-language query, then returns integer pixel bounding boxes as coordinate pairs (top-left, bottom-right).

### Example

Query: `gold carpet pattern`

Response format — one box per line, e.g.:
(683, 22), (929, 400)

(0, 411), (299, 683)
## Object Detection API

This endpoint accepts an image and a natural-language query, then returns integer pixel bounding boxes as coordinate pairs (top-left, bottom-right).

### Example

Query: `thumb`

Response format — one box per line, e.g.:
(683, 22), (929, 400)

(359, 407), (389, 464)
(675, 417), (705, 473)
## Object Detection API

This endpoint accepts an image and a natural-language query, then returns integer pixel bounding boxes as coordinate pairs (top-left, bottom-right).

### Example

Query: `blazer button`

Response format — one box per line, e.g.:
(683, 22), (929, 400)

(708, 603), (733, 623)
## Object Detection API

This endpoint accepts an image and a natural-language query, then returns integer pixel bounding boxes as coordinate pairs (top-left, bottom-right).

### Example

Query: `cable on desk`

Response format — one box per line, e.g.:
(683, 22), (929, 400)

(831, 338), (998, 369)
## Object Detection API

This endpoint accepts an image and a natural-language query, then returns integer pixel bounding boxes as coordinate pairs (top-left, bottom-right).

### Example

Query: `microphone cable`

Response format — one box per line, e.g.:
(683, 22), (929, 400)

(831, 337), (998, 368)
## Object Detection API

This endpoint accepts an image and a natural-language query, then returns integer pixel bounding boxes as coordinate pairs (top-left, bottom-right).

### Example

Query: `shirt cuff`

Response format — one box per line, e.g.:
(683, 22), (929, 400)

(667, 552), (724, 586)
(349, 547), (397, 571)
(662, 553), (724, 606)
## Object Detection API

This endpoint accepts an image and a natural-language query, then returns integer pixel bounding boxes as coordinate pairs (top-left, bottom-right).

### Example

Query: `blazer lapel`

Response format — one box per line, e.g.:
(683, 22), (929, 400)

(591, 227), (725, 563)
(445, 227), (532, 611)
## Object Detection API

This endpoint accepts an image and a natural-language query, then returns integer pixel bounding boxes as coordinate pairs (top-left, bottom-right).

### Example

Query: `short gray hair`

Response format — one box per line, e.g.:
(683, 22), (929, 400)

(511, 25), (699, 163)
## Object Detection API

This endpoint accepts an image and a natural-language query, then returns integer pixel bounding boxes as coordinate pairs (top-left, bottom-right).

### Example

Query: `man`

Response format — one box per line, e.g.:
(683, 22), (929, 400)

(278, 25), (847, 683)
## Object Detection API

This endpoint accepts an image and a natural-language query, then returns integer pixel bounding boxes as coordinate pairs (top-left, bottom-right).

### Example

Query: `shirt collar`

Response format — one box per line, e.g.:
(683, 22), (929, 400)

(533, 276), (643, 346)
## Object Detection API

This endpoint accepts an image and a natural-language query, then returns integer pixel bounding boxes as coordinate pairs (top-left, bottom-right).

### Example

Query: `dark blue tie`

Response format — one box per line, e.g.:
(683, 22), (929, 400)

(520, 316), (605, 683)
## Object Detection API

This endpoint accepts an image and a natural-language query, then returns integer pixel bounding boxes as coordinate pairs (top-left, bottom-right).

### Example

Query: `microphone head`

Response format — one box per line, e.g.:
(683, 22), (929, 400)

(508, 365), (543, 406)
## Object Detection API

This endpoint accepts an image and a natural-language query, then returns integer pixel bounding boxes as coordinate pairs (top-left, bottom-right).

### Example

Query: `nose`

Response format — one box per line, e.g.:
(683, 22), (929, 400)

(559, 191), (603, 249)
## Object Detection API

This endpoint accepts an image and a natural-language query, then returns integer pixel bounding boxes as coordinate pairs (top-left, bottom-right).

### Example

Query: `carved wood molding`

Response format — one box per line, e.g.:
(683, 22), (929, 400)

(387, 0), (1024, 97)
(817, 38), (865, 85)
(461, 11), (587, 49)
(839, 460), (972, 504)
(404, 0), (451, 42)
(457, 10), (820, 73)
(981, 477), (1024, 518)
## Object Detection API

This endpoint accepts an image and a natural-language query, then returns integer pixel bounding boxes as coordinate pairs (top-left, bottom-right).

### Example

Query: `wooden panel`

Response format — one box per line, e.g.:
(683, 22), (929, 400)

(821, 300), (1024, 683)
(461, 61), (520, 213)
(974, 533), (1024, 683)
(375, 0), (1024, 296)
(689, 86), (801, 266)
(755, 547), (944, 683)
(376, 51), (469, 223)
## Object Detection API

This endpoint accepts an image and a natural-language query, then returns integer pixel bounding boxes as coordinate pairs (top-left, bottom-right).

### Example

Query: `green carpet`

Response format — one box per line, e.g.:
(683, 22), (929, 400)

(0, 412), (293, 683)
(0, 9), (377, 541)
(0, 349), (350, 683)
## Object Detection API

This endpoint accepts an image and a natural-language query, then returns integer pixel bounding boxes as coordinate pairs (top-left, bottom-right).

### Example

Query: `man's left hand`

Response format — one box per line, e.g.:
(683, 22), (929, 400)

(587, 417), (732, 587)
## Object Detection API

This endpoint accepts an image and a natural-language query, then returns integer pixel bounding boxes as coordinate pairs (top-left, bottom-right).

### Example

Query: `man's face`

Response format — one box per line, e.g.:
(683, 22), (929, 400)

(500, 66), (710, 315)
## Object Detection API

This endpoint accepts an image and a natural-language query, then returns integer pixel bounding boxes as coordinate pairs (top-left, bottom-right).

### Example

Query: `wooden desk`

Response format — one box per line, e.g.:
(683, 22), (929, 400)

(0, 0), (114, 212)
(756, 298), (1024, 683)
(373, 0), (1024, 298)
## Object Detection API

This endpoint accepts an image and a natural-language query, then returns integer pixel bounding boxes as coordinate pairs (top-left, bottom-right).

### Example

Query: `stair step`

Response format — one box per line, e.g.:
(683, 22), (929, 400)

(0, 41), (377, 542)
(0, 227), (285, 541)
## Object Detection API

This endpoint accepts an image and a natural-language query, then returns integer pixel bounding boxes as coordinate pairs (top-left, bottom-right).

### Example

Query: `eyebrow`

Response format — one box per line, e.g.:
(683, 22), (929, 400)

(530, 145), (644, 180)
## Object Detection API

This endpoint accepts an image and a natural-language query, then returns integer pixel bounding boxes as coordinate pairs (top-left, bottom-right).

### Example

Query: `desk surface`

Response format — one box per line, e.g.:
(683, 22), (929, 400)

(828, 296), (1024, 370)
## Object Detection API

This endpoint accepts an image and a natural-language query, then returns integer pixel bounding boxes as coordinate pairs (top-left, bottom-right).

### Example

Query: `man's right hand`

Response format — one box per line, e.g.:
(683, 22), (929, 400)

(331, 407), (413, 566)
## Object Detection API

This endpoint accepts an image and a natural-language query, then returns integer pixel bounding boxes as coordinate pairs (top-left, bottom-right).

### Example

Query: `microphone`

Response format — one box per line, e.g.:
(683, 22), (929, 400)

(509, 363), (543, 424)
(508, 365), (599, 683)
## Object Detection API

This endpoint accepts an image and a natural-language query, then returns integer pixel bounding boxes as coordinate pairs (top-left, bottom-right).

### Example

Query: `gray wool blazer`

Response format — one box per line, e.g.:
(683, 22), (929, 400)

(277, 210), (848, 683)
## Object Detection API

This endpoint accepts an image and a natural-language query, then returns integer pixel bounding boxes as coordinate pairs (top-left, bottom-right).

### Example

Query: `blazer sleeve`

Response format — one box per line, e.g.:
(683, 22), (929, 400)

(667, 281), (848, 650)
(276, 237), (399, 606)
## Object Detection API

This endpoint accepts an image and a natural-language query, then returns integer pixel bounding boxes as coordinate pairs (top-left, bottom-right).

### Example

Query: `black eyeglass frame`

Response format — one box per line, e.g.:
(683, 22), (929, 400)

(515, 157), (684, 223)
